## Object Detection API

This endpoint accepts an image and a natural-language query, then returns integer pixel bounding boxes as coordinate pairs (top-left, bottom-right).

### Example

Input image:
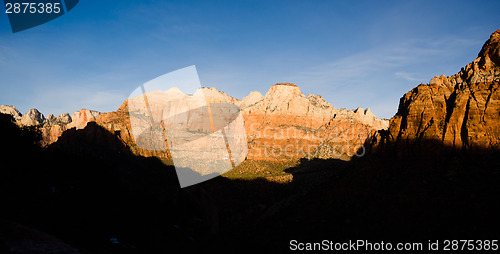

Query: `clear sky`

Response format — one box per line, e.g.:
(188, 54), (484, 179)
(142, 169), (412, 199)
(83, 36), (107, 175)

(1, 0), (499, 118)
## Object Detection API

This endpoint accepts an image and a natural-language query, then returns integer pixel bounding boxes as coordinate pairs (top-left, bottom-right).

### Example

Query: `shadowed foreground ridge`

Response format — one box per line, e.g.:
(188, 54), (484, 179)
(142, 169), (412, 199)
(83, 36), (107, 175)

(0, 114), (220, 253)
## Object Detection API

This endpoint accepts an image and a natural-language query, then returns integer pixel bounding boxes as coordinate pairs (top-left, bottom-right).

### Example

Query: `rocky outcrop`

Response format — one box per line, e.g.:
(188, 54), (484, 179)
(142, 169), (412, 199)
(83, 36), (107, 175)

(52, 113), (72, 125)
(41, 113), (73, 145)
(0, 105), (102, 145)
(238, 83), (387, 160)
(94, 83), (388, 162)
(199, 87), (236, 104)
(3, 83), (388, 162)
(0, 105), (22, 122)
(236, 91), (264, 109)
(67, 109), (101, 129)
(20, 108), (45, 126)
(380, 29), (500, 151)
(96, 101), (170, 159)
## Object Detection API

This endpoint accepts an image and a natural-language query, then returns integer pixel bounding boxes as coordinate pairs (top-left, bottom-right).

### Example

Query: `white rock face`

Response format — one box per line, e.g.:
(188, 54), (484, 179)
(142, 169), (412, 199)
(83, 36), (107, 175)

(232, 83), (389, 130)
(198, 87), (236, 104)
(0, 105), (22, 122)
(242, 84), (336, 117)
(20, 108), (45, 126)
(67, 109), (101, 129)
(236, 91), (264, 109)
(127, 85), (248, 187)
(259, 83), (305, 113)
(351, 107), (389, 130)
(55, 113), (72, 125)
(45, 114), (57, 124)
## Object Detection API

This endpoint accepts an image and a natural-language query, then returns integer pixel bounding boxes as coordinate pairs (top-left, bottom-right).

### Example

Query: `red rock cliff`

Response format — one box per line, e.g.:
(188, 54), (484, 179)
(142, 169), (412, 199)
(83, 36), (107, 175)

(387, 29), (500, 150)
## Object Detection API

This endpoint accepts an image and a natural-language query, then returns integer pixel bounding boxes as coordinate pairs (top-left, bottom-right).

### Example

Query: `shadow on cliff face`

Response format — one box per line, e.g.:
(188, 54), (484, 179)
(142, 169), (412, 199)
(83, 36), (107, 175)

(1, 113), (499, 253)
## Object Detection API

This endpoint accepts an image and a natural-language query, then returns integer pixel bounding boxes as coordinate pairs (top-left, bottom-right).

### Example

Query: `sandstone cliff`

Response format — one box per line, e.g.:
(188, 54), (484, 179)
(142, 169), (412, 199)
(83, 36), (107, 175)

(2, 83), (388, 162)
(67, 109), (101, 129)
(240, 83), (388, 160)
(379, 29), (500, 151)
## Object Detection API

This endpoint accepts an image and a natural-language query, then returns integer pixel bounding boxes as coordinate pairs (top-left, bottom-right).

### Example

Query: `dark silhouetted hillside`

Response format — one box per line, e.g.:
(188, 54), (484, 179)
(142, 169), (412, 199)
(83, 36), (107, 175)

(0, 113), (220, 253)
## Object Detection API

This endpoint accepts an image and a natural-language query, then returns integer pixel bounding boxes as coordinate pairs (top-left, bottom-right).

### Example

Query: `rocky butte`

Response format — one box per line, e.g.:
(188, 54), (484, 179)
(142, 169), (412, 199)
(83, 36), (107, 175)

(373, 29), (500, 152)
(2, 83), (388, 163)
(236, 83), (388, 160)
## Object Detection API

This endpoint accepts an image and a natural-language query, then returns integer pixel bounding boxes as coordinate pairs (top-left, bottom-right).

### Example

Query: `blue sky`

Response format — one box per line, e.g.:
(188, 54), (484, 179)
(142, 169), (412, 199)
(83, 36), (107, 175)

(0, 0), (499, 118)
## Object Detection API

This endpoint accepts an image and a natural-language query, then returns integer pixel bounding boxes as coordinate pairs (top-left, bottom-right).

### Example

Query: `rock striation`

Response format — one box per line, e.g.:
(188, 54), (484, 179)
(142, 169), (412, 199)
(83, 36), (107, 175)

(240, 83), (388, 160)
(41, 113), (73, 145)
(380, 29), (500, 151)
(67, 109), (101, 129)
(2, 83), (388, 161)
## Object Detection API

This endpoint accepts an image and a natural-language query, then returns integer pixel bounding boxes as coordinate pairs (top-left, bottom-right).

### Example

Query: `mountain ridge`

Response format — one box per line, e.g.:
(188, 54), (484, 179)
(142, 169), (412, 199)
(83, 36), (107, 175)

(2, 83), (388, 161)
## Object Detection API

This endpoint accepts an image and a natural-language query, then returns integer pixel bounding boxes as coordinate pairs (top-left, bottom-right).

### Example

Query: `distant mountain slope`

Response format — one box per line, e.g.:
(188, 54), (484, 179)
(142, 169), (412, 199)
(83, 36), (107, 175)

(2, 83), (388, 162)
